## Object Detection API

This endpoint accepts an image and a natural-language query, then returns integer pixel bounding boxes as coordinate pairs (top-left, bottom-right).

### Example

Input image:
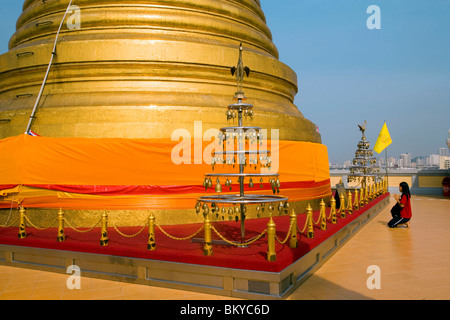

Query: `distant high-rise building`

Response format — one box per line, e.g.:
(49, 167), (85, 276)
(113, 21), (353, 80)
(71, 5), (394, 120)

(428, 154), (440, 166)
(439, 147), (448, 157)
(400, 153), (412, 168)
(447, 129), (450, 151)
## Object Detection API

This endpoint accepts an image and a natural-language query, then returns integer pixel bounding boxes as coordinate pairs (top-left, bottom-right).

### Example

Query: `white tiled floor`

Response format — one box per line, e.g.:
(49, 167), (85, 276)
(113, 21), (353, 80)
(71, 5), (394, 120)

(1, 195), (449, 300)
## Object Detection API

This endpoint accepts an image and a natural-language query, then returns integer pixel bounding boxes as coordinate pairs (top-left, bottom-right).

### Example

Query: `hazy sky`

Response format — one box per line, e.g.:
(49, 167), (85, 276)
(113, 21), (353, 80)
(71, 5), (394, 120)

(0, 0), (449, 162)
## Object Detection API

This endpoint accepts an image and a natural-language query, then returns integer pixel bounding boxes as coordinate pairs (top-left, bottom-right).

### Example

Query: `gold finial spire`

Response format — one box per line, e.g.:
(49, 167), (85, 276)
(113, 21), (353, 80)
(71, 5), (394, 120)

(231, 43), (251, 100)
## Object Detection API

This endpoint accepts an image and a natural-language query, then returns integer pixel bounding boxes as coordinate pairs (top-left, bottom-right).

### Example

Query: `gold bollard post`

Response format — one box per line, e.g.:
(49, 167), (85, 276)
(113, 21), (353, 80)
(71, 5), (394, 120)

(147, 212), (156, 251)
(330, 197), (337, 224)
(347, 191), (353, 215)
(306, 204), (314, 238)
(339, 193), (346, 218)
(319, 199), (327, 230)
(266, 215), (276, 261)
(100, 211), (109, 246)
(289, 209), (298, 249)
(57, 208), (65, 242)
(360, 186), (365, 207)
(203, 210), (213, 256)
(354, 188), (359, 211)
(365, 185), (369, 204)
(18, 206), (26, 239)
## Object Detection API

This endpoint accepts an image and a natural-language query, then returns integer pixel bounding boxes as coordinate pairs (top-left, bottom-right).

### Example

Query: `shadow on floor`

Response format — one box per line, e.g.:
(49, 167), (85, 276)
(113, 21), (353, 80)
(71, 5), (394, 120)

(287, 274), (373, 300)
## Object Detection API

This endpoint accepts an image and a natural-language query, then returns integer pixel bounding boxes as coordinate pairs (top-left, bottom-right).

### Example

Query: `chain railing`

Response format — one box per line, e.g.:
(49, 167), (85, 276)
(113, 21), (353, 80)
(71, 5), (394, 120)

(0, 179), (388, 262)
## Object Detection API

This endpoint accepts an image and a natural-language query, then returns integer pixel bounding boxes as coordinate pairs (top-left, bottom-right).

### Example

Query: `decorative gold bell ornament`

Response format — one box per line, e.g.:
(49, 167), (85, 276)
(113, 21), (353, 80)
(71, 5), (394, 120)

(215, 178), (222, 193)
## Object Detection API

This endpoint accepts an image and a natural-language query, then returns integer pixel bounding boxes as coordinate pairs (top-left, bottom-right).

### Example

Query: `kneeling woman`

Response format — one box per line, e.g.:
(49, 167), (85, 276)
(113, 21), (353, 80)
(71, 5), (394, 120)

(388, 182), (412, 228)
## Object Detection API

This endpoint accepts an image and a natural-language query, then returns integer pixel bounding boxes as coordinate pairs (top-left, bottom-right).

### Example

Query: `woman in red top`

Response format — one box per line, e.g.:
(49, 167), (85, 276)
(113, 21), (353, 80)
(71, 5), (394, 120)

(388, 182), (412, 228)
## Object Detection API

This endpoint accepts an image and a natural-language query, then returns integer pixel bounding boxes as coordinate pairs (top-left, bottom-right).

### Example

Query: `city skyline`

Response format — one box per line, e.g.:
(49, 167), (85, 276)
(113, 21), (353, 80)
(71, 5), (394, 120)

(332, 145), (449, 169)
(1, 1), (449, 163)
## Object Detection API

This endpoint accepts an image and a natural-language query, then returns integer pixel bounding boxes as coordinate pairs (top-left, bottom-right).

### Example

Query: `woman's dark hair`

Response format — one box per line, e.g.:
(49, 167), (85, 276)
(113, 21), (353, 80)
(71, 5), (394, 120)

(400, 181), (411, 199)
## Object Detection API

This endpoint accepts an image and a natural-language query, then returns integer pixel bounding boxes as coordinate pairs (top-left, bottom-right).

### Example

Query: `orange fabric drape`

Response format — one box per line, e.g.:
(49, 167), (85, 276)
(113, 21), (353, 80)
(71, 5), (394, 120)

(0, 134), (330, 209)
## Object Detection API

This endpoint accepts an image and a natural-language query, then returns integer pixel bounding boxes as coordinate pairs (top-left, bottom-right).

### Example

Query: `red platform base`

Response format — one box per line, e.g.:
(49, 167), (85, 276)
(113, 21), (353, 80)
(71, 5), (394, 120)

(0, 194), (389, 273)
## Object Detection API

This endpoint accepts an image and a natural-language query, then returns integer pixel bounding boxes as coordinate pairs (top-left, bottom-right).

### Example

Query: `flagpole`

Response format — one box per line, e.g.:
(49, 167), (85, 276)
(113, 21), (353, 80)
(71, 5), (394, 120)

(25, 0), (74, 134)
(385, 146), (389, 191)
(384, 120), (389, 192)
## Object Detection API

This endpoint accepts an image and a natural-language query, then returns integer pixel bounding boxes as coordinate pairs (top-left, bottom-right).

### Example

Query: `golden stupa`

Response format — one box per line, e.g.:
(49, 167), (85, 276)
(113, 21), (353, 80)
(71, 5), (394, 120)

(0, 0), (330, 227)
(0, 0), (319, 142)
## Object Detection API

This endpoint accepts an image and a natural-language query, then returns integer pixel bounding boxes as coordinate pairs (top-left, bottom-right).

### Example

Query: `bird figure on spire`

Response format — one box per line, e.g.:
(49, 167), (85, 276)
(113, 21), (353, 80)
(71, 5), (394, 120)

(358, 121), (367, 138)
(231, 43), (250, 98)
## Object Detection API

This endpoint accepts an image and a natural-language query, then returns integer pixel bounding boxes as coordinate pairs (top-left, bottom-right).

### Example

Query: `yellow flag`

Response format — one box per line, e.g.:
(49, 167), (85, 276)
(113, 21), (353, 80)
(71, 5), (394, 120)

(374, 122), (392, 153)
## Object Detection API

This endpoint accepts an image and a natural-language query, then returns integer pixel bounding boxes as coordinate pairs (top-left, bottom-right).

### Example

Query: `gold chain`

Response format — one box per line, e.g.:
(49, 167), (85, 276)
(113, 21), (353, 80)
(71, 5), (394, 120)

(210, 225), (267, 247)
(312, 213), (321, 225)
(109, 216), (148, 238)
(0, 216), (18, 228)
(0, 197), (17, 228)
(24, 215), (57, 230)
(64, 217), (102, 233)
(0, 213), (18, 228)
(112, 225), (146, 238)
(326, 208), (333, 220)
(275, 219), (294, 244)
(156, 224), (204, 241)
(297, 217), (308, 234)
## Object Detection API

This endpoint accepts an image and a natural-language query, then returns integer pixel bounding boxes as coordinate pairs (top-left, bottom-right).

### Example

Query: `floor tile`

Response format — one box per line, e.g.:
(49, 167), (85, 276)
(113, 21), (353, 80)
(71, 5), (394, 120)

(0, 195), (448, 300)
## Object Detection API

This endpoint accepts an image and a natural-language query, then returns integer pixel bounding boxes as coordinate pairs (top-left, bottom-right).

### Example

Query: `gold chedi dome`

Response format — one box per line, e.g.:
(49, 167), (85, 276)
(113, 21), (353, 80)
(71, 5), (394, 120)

(0, 0), (320, 142)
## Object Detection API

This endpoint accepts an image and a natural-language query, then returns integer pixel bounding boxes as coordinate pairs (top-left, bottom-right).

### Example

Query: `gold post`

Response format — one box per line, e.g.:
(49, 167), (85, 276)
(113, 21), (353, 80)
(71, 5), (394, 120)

(360, 186), (365, 207)
(339, 193), (346, 218)
(347, 191), (353, 215)
(266, 214), (276, 261)
(319, 199), (327, 230)
(147, 212), (156, 251)
(57, 208), (65, 242)
(306, 204), (314, 238)
(289, 209), (298, 249)
(100, 211), (109, 246)
(385, 177), (388, 194)
(18, 206), (26, 239)
(330, 197), (337, 224)
(203, 209), (213, 256)
(353, 188), (359, 211)
(365, 185), (369, 204)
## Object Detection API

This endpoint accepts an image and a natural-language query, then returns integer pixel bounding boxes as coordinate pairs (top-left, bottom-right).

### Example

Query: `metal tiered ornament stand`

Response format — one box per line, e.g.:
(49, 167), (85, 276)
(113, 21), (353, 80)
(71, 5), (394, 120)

(195, 43), (289, 247)
(348, 121), (381, 189)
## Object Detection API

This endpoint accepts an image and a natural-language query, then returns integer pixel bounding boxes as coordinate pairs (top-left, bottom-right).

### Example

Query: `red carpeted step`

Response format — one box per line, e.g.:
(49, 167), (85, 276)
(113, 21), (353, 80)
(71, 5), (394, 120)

(0, 194), (388, 272)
